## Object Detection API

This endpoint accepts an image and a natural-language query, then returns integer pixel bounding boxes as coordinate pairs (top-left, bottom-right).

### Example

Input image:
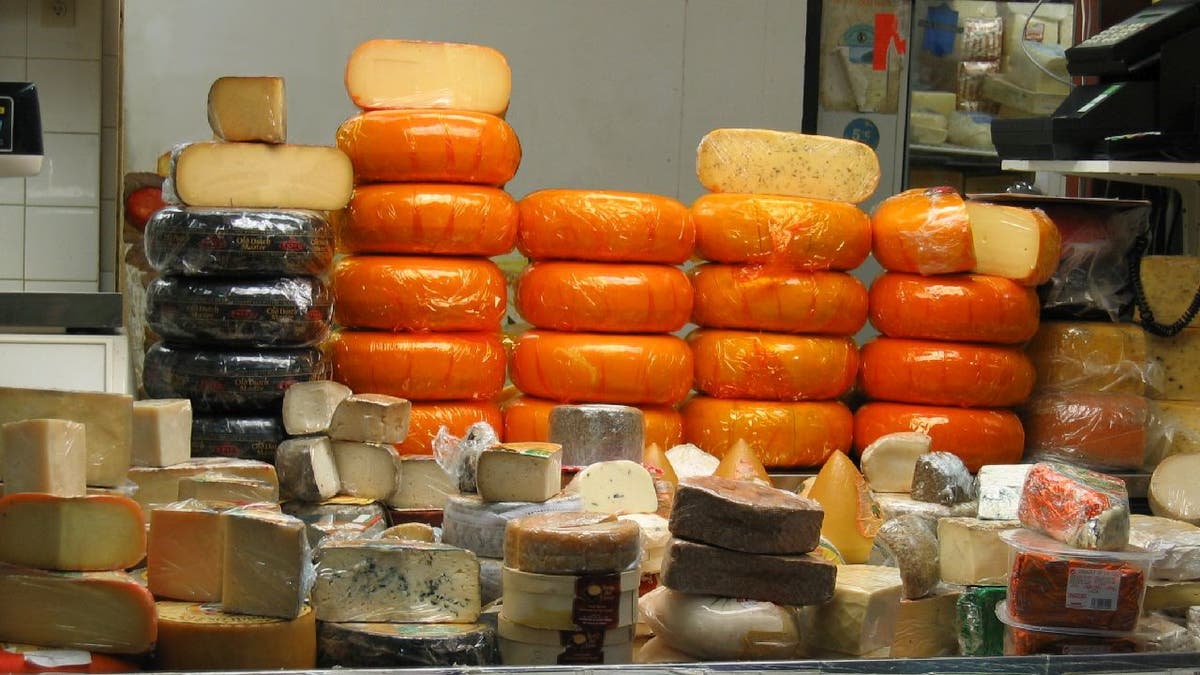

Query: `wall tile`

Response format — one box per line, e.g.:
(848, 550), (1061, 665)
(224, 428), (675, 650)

(23, 204), (98, 281)
(27, 58), (101, 133)
(26, 132), (99, 206)
(24, 279), (98, 292)
(101, 0), (117, 56)
(0, 177), (23, 204)
(0, 279), (21, 290)
(0, 0), (28, 58)
(0, 57), (25, 79)
(0, 204), (23, 277)
(101, 53), (116, 127)
(27, 0), (101, 60)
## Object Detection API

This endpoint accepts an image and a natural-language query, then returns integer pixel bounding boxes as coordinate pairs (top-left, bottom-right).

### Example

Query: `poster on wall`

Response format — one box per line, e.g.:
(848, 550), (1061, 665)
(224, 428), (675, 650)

(820, 0), (912, 114)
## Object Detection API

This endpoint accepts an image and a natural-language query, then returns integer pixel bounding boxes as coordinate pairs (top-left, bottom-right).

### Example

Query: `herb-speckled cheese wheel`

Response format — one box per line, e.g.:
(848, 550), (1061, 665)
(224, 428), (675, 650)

(154, 601), (316, 671)
(681, 397), (852, 469)
(505, 511), (640, 574)
(333, 256), (506, 332)
(691, 265), (867, 335)
(859, 338), (1035, 407)
(144, 206), (333, 276)
(338, 184), (517, 256)
(143, 344), (327, 414)
(689, 330), (858, 401)
(517, 190), (694, 264)
(327, 331), (506, 402)
(853, 402), (1025, 472)
(869, 273), (1040, 345)
(515, 262), (692, 333)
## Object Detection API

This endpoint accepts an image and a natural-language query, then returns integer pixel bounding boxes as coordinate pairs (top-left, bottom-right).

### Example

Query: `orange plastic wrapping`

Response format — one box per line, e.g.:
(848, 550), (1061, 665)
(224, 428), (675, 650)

(689, 329), (858, 401)
(680, 396), (852, 468)
(509, 330), (693, 405)
(327, 330), (506, 401)
(853, 402), (1024, 472)
(515, 262), (693, 333)
(395, 402), (503, 455)
(691, 265), (868, 335)
(0, 645), (139, 673)
(335, 110), (520, 186)
(871, 187), (973, 275)
(516, 189), (694, 264)
(332, 256), (506, 332)
(690, 193), (871, 270)
(1023, 393), (1155, 471)
(501, 395), (682, 448)
(859, 337), (1035, 407)
(338, 184), (518, 256)
(869, 272), (1040, 344)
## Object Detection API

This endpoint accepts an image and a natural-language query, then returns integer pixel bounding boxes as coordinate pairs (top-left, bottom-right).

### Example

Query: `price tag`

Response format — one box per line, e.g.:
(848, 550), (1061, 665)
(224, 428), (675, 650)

(1065, 567), (1121, 611)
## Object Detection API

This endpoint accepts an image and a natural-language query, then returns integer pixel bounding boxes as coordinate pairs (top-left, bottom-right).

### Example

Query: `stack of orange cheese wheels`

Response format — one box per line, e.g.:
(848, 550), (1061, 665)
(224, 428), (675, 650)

(503, 190), (696, 450)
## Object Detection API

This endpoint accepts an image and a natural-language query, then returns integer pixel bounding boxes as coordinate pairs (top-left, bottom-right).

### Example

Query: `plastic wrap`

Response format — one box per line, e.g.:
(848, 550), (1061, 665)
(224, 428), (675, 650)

(1141, 612), (1193, 652)
(1017, 462), (1130, 550)
(0, 493), (144, 571)
(143, 343), (327, 413)
(670, 475), (823, 555)
(176, 472), (276, 503)
(154, 600), (316, 670)
(207, 76), (286, 143)
(497, 614), (633, 665)
(146, 499), (226, 602)
(143, 206), (333, 276)
(956, 61), (1000, 113)
(0, 643), (140, 673)
(326, 330), (505, 402)
(433, 421), (500, 493)
(808, 451), (882, 565)
(690, 192), (871, 270)
(221, 507), (315, 620)
(1, 418), (87, 496)
(854, 402), (1025, 472)
(1023, 392), (1160, 471)
(957, 586), (1006, 656)
(515, 261), (692, 333)
(691, 264), (867, 335)
(275, 436), (339, 502)
(860, 337), (1034, 408)
(332, 256), (506, 332)
(1026, 321), (1158, 395)
(681, 397), (850, 469)
(345, 39), (510, 113)
(635, 635), (701, 663)
(282, 499), (387, 548)
(869, 272), (1040, 344)
(870, 187), (972, 276)
(996, 600), (1144, 655)
(128, 458), (280, 512)
(336, 110), (520, 186)
(146, 275), (331, 347)
(867, 514), (940, 599)
(504, 511), (640, 574)
(617, 512), (669, 574)
(501, 565), (640, 630)
(1148, 453), (1200, 524)
(800, 564), (903, 656)
(441, 493), (583, 559)
(172, 141), (353, 211)
(874, 493), (977, 526)
(689, 330), (858, 401)
(1129, 514), (1200, 581)
(191, 415), (282, 461)
(502, 395), (681, 451)
(515, 189), (693, 264)
(638, 586), (807, 661)
(319, 621), (498, 668)
(338, 183), (517, 256)
(545, 404), (643, 467)
(396, 401), (502, 455)
(1152, 402), (1200, 463)
(910, 451), (976, 506)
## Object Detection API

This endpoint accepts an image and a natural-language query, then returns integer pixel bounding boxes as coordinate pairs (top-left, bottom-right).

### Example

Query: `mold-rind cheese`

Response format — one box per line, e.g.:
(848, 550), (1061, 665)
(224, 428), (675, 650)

(207, 76), (287, 143)
(1, 418), (87, 496)
(345, 39), (511, 114)
(276, 435), (340, 503)
(669, 474), (823, 555)
(132, 398), (192, 467)
(221, 508), (310, 619)
(172, 141), (353, 211)
(0, 493), (145, 571)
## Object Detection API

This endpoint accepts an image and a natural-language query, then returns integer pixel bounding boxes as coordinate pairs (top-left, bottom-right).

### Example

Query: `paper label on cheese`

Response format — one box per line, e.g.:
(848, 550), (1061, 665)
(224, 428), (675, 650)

(1066, 568), (1121, 611)
(556, 630), (607, 665)
(573, 574), (622, 629)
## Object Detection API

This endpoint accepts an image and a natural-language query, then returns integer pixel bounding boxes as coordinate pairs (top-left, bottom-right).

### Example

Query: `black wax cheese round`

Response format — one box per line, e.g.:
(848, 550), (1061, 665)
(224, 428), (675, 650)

(317, 622), (499, 668)
(146, 276), (332, 347)
(191, 415), (284, 461)
(142, 343), (328, 413)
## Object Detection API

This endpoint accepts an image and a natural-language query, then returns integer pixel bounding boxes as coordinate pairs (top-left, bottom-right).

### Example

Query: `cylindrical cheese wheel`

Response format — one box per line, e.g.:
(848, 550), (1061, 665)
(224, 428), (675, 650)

(327, 330), (506, 401)
(642, 406), (684, 451)
(502, 396), (681, 449)
(516, 190), (694, 264)
(516, 262), (692, 333)
(689, 330), (858, 401)
(871, 186), (972, 275)
(859, 337), (1035, 407)
(143, 343), (328, 413)
(691, 265), (867, 335)
(333, 256), (506, 332)
(869, 272), (1040, 344)
(504, 511), (641, 574)
(191, 415), (283, 462)
(853, 402), (1025, 472)
(1022, 392), (1150, 471)
(395, 402), (503, 455)
(318, 620), (499, 669)
(690, 193), (871, 270)
(154, 601), (316, 671)
(681, 397), (852, 469)
(336, 110), (520, 186)
(1025, 321), (1151, 395)
(548, 404), (644, 466)
(338, 184), (518, 256)
(510, 330), (693, 405)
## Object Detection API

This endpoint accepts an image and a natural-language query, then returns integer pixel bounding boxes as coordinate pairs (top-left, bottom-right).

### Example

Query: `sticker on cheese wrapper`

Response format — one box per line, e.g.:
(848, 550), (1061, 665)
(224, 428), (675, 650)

(1065, 567), (1121, 611)
(556, 630), (607, 665)
(572, 574), (622, 628)
(23, 650), (93, 668)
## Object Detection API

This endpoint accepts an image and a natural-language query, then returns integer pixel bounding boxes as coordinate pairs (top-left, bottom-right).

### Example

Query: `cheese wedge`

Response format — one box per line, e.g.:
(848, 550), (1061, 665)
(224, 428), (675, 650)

(475, 443), (561, 503)
(0, 493), (145, 570)
(0, 568), (156, 653)
(345, 39), (511, 114)
(808, 451), (882, 564)
(207, 76), (286, 143)
(965, 202), (1061, 286)
(132, 399), (192, 468)
(148, 502), (224, 602)
(221, 508), (310, 619)
(172, 141), (352, 210)
(177, 473), (278, 504)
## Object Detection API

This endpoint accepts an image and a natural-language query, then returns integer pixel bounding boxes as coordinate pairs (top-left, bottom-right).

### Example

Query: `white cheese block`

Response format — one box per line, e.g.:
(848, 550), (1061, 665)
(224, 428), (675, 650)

(547, 404), (643, 466)
(1007, 40), (1070, 95)
(911, 90), (957, 117)
(128, 458), (279, 514)
(221, 507), (311, 619)
(636, 636), (701, 663)
(802, 564), (904, 656)
(282, 380), (352, 436)
(207, 76), (286, 143)
(1131, 514), (1200, 580)
(889, 586), (961, 658)
(283, 499), (387, 548)
(1144, 579), (1200, 611)
(345, 39), (511, 114)
(947, 112), (994, 150)
(475, 442), (562, 503)
(329, 393), (411, 444)
(331, 441), (402, 501)
(387, 455), (456, 509)
(178, 473), (277, 504)
(910, 111), (949, 145)
(0, 493), (145, 571)
(147, 501), (224, 602)
(964, 202), (1060, 286)
(638, 586), (806, 661)
(317, 620), (498, 669)
(131, 399), (192, 468)
(504, 511), (641, 574)
(1151, 454), (1200, 524)
(441, 493), (583, 559)
(860, 432), (931, 493)
(937, 517), (1019, 585)
(497, 614), (633, 665)
(977, 464), (1032, 520)
(575, 460), (657, 514)
(500, 566), (640, 630)
(665, 443), (719, 479)
(172, 141), (353, 211)
(868, 515), (939, 600)
(1, 419), (87, 497)
(276, 435), (340, 503)
(874, 492), (977, 526)
(618, 512), (670, 574)
(479, 556), (504, 605)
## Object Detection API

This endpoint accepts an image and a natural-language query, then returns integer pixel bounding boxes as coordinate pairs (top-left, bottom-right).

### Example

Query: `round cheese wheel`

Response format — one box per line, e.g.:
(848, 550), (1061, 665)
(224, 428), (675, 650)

(191, 416), (283, 462)
(502, 396), (681, 449)
(643, 406), (684, 451)
(338, 184), (518, 256)
(871, 186), (972, 275)
(868, 272), (1040, 344)
(853, 402), (1025, 472)
(154, 601), (316, 671)
(442, 493), (584, 559)
(680, 397), (852, 469)
(515, 262), (692, 333)
(504, 511), (641, 574)
(689, 329), (858, 401)
(143, 344), (327, 413)
(395, 401), (503, 455)
(327, 331), (506, 402)
(146, 276), (331, 348)
(691, 264), (867, 335)
(691, 193), (871, 270)
(336, 110), (520, 186)
(1022, 392), (1149, 471)
(333, 256), (506, 332)
(510, 330), (693, 405)
(859, 337), (1035, 407)
(548, 404), (644, 466)
(1149, 453), (1200, 524)
(517, 189), (694, 264)
(318, 621), (498, 668)
(144, 206), (333, 276)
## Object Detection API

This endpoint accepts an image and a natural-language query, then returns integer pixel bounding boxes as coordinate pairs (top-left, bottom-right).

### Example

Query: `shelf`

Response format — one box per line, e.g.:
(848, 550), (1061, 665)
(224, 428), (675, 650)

(915, 143), (1001, 159)
(1001, 159), (1200, 179)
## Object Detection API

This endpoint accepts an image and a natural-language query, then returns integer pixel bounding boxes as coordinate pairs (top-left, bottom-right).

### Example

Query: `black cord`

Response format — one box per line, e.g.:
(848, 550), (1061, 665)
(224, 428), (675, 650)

(1131, 233), (1200, 336)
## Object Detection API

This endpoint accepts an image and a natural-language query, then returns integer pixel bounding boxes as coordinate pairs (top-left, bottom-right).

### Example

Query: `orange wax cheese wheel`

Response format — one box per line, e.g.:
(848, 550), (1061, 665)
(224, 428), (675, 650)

(336, 110), (520, 186)
(868, 272), (1040, 344)
(328, 330), (506, 401)
(681, 397), (852, 469)
(871, 187), (972, 275)
(338, 184), (518, 256)
(1022, 392), (1149, 471)
(333, 256), (506, 332)
(859, 337), (1036, 407)
(689, 329), (858, 401)
(395, 401), (502, 455)
(517, 189), (694, 264)
(691, 193), (871, 270)
(643, 406), (684, 451)
(154, 601), (316, 671)
(691, 264), (867, 335)
(515, 262), (693, 333)
(502, 396), (681, 448)
(510, 330), (693, 405)
(853, 402), (1025, 472)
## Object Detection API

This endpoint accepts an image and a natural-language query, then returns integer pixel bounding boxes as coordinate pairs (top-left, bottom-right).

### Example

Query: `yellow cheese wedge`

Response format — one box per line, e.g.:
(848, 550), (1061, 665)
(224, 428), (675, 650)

(172, 141), (353, 210)
(207, 76), (286, 143)
(221, 508), (309, 619)
(155, 601), (316, 670)
(964, 202), (1061, 287)
(0, 493), (144, 571)
(808, 451), (882, 564)
(712, 439), (772, 485)
(345, 39), (511, 114)
(643, 442), (678, 484)
(0, 568), (156, 653)
(1, 418), (87, 497)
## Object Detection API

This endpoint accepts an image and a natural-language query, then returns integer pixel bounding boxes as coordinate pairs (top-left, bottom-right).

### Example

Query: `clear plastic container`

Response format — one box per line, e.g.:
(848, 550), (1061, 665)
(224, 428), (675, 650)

(995, 600), (1145, 655)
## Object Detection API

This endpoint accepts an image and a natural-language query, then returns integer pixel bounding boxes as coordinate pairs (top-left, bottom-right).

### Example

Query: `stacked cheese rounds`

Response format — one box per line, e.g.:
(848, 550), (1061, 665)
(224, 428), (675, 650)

(331, 39), (519, 455)
(504, 189), (695, 451)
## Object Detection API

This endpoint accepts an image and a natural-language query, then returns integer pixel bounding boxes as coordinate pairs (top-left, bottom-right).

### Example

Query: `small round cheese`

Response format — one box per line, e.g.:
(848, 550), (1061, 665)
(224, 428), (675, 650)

(504, 512), (640, 574)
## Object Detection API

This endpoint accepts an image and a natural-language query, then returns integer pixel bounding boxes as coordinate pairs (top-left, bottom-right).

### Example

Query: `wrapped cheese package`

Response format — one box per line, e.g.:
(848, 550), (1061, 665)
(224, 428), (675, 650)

(327, 331), (506, 402)
(691, 264), (868, 335)
(1017, 462), (1130, 550)
(144, 206), (333, 276)
(638, 586), (807, 661)
(995, 600), (1146, 655)
(681, 397), (851, 469)
(502, 396), (681, 451)
(869, 272), (1040, 344)
(1026, 321), (1158, 395)
(397, 402), (502, 456)
(854, 402), (1025, 472)
(337, 184), (517, 256)
(517, 189), (693, 264)
(333, 256), (506, 332)
(515, 262), (692, 333)
(689, 330), (858, 401)
(143, 344), (327, 413)
(859, 337), (1034, 407)
(1022, 393), (1165, 471)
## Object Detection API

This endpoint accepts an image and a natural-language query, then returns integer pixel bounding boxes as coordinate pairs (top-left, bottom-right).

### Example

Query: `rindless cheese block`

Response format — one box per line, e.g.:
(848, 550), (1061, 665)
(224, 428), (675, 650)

(319, 621), (498, 668)
(889, 587), (961, 658)
(147, 502), (224, 602)
(1025, 321), (1151, 395)
(155, 601), (316, 671)
(859, 338), (1035, 408)
(859, 431), (931, 493)
(669, 475), (823, 554)
(689, 330), (858, 401)
(0, 387), (131, 488)
(500, 565), (640, 631)
(1150, 453), (1200, 524)
(937, 517), (1019, 585)
(282, 380), (352, 436)
(1128, 514), (1200, 581)
(172, 141), (353, 210)
(497, 614), (632, 665)
(330, 441), (402, 501)
(867, 514), (939, 600)
(547, 404), (643, 466)
(660, 537), (836, 606)
(696, 129), (880, 203)
(638, 586), (805, 661)
(345, 39), (511, 114)
(515, 262), (693, 334)
(327, 331), (506, 402)
(475, 443), (562, 503)
(1147, 327), (1200, 401)
(221, 508), (311, 619)
(868, 272), (1040, 344)
(441, 493), (583, 559)
(1144, 579), (1200, 611)
(808, 451), (881, 564)
(131, 399), (192, 468)
(853, 402), (1025, 472)
(681, 398), (852, 469)
(0, 493), (144, 570)
(177, 473), (277, 504)
(207, 76), (286, 143)
(504, 511), (640, 574)
(1, 419), (87, 496)
(128, 457), (279, 512)
(387, 455), (456, 509)
(339, 184), (517, 257)
(802, 565), (903, 656)
(329, 393), (411, 444)
(575, 460), (658, 515)
(977, 464), (1032, 520)
(691, 265), (868, 335)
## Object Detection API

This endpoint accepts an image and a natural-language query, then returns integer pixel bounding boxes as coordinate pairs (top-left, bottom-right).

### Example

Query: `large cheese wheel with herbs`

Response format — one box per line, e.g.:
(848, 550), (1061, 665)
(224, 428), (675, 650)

(869, 272), (1040, 344)
(516, 190), (694, 264)
(681, 397), (852, 468)
(333, 256), (506, 332)
(515, 262), (692, 333)
(859, 337), (1035, 407)
(396, 402), (503, 455)
(338, 184), (518, 256)
(691, 264), (867, 335)
(327, 330), (506, 401)
(853, 402), (1025, 471)
(502, 395), (682, 449)
(689, 330), (858, 401)
(336, 110), (520, 185)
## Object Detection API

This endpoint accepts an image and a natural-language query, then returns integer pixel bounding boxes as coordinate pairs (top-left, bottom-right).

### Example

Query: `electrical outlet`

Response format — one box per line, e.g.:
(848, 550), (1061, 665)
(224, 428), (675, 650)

(41, 0), (76, 28)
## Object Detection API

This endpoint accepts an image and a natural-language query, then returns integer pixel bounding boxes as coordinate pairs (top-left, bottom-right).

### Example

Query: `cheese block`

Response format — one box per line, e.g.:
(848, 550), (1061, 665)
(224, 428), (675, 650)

(441, 493), (583, 559)
(504, 511), (640, 574)
(664, 443), (719, 480)
(1019, 462), (1130, 550)
(131, 399), (192, 468)
(330, 441), (402, 501)
(281, 380), (352, 436)
(1150, 453), (1200, 524)
(155, 601), (316, 670)
(476, 443), (562, 503)
(1151, 400), (1200, 464)
(1, 419), (87, 496)
(889, 587), (961, 657)
(909, 451), (975, 506)
(859, 431), (931, 493)
(319, 621), (498, 668)
(689, 330), (858, 401)
(313, 539), (480, 622)
(387, 455), (456, 509)
(333, 256), (506, 332)
(221, 508), (310, 619)
(912, 90), (957, 117)
(575, 460), (657, 514)
(956, 586), (1006, 657)
(1137, 256), (1200, 322)
(515, 262), (693, 333)
(681, 398), (852, 469)
(339, 184), (517, 256)
(808, 451), (882, 564)
(378, 522), (436, 543)
(177, 473), (276, 504)
(207, 76), (286, 143)
(873, 493), (977, 526)
(147, 501), (224, 601)
(1023, 392), (1151, 470)
(1129, 514), (1200, 580)
(660, 537), (836, 606)
(516, 189), (694, 265)
(859, 338), (1035, 407)
(618, 512), (670, 573)
(868, 515), (939, 599)
(1147, 327), (1200, 401)
(172, 141), (353, 210)
(142, 344), (327, 414)
(696, 129), (880, 203)
(0, 493), (144, 570)
(0, 568), (156, 654)
(853, 403), (1025, 473)
(690, 192), (871, 270)
(636, 636), (701, 663)
(0, 388), (131, 488)
(327, 331), (506, 402)
(669, 475), (822, 555)
(128, 457), (279, 513)
(336, 110), (520, 186)
(937, 517), (1019, 585)
(500, 566), (640, 630)
(1026, 321), (1151, 395)
(690, 264), (867, 335)
(497, 614), (632, 665)
(546, 404), (643, 466)
(329, 393), (411, 445)
(802, 565), (903, 656)
(638, 586), (806, 661)
(909, 110), (948, 144)
(398, 402), (503, 455)
(345, 39), (510, 113)
(868, 272), (1040, 344)
(977, 465), (1031, 520)
(1143, 579), (1200, 611)
(282, 499), (387, 548)
(191, 415), (283, 462)
(275, 436), (340, 502)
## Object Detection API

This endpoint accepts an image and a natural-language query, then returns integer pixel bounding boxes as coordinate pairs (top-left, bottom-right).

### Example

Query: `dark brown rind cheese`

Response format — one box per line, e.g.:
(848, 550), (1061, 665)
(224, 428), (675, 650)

(660, 537), (836, 606)
(669, 475), (824, 554)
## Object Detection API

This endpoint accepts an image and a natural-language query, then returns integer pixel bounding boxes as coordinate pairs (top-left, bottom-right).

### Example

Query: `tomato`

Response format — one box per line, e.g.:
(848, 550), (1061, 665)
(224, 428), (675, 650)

(125, 185), (166, 231)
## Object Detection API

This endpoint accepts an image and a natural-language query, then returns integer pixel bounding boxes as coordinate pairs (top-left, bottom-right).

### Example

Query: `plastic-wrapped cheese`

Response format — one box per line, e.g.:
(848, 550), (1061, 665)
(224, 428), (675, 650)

(333, 256), (506, 332)
(221, 508), (312, 619)
(338, 184), (517, 256)
(1023, 392), (1154, 471)
(808, 451), (882, 564)
(1149, 453), (1200, 524)
(0, 493), (145, 571)
(889, 587), (961, 657)
(441, 493), (584, 559)
(859, 338), (1035, 408)
(327, 331), (505, 402)
(1017, 462), (1130, 550)
(191, 415), (283, 461)
(639, 586), (806, 661)
(517, 189), (693, 264)
(503, 396), (682, 452)
(345, 39), (511, 114)
(691, 265), (868, 335)
(873, 493), (976, 527)
(144, 206), (333, 276)
(146, 276), (332, 347)
(909, 451), (975, 506)
(515, 262), (693, 333)
(397, 402), (502, 456)
(1128, 514), (1200, 581)
(854, 402), (1025, 472)
(207, 76), (286, 143)
(504, 511), (640, 574)
(689, 330), (858, 401)
(660, 537), (836, 606)
(801, 565), (904, 656)
(282, 499), (387, 548)
(501, 565), (641, 630)
(319, 621), (498, 668)
(956, 586), (1006, 656)
(143, 344), (327, 413)
(670, 475), (823, 555)
(681, 397), (852, 469)
(869, 272), (1040, 344)
(1026, 321), (1153, 395)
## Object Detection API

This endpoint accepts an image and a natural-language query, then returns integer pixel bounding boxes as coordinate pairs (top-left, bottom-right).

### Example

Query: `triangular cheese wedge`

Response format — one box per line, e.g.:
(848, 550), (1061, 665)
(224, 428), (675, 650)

(808, 451), (882, 564)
